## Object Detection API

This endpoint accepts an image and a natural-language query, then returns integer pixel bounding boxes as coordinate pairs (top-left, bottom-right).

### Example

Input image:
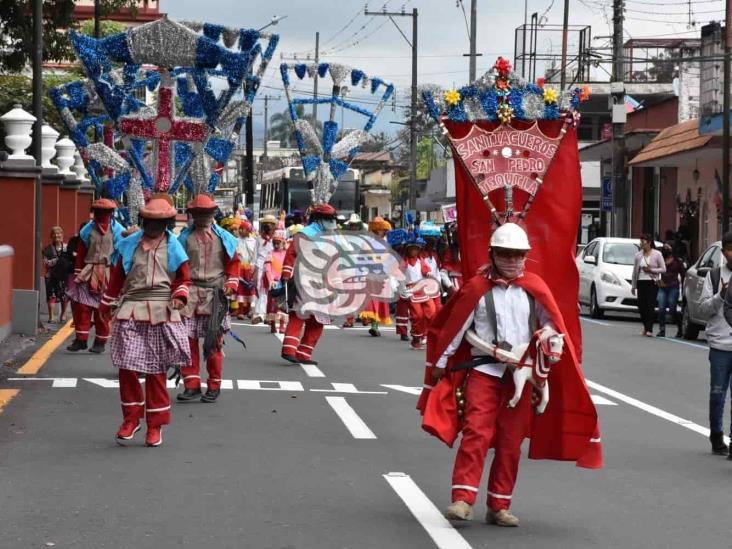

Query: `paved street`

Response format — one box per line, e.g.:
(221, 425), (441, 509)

(0, 314), (728, 549)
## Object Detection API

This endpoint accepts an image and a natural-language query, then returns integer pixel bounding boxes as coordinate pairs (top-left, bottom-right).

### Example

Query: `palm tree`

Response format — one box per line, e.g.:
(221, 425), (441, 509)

(269, 104), (323, 148)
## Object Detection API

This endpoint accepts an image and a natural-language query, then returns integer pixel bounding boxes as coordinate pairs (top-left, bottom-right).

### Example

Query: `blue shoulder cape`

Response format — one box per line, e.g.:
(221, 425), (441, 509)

(117, 230), (188, 274)
(178, 223), (238, 259)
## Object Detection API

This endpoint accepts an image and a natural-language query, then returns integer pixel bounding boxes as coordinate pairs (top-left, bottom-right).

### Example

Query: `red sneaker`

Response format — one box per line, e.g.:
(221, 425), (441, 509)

(115, 421), (141, 446)
(145, 426), (163, 447)
(409, 337), (423, 351)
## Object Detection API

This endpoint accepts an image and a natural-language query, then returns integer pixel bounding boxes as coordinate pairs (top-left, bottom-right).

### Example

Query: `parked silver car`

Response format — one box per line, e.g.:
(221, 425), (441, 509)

(681, 241), (722, 340)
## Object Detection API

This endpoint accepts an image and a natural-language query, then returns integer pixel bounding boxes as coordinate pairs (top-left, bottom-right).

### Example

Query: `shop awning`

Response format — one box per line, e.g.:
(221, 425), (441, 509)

(629, 118), (714, 167)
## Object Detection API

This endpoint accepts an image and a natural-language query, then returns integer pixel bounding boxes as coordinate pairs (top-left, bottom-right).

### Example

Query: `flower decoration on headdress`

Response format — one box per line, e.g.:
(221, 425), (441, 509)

(444, 89), (461, 107)
(543, 87), (559, 105)
(495, 57), (512, 76)
(497, 103), (514, 124)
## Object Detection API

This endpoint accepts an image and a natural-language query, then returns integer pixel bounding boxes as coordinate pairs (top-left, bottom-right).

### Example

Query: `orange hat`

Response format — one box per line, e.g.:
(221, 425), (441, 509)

(186, 194), (217, 212)
(91, 198), (117, 211)
(368, 216), (392, 232)
(139, 197), (176, 220)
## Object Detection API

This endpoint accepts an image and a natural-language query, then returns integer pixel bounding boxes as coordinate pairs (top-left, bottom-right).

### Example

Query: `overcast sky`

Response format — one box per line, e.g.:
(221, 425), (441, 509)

(167, 0), (727, 141)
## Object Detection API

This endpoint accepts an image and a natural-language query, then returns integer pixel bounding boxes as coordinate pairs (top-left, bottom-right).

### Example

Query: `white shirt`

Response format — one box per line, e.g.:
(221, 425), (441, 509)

(699, 264), (732, 351)
(405, 261), (425, 285)
(436, 284), (553, 378)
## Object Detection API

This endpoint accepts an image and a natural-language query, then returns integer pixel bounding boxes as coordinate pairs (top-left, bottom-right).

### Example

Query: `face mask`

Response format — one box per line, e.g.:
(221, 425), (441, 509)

(493, 254), (526, 280)
(320, 220), (337, 232)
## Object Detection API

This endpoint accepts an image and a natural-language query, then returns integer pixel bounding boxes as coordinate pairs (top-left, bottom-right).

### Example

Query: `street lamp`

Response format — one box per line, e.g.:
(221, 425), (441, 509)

(258, 15), (287, 32)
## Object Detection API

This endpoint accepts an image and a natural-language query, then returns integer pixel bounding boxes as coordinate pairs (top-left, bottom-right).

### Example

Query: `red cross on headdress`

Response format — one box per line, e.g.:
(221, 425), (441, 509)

(119, 71), (208, 192)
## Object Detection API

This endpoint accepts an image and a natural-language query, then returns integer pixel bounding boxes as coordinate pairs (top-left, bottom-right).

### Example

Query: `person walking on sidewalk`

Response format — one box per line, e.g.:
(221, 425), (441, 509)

(42, 226), (70, 323)
(701, 230), (732, 456)
(177, 194), (240, 404)
(99, 197), (191, 448)
(631, 234), (665, 337)
(656, 248), (686, 338)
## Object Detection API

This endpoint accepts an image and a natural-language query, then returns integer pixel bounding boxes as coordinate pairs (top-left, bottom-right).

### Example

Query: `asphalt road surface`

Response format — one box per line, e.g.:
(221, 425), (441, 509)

(0, 314), (727, 549)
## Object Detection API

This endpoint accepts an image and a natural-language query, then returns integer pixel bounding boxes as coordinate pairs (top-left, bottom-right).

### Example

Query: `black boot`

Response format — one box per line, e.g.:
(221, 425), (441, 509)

(710, 431), (728, 455)
(88, 340), (106, 354)
(400, 334), (410, 342)
(201, 389), (220, 403)
(368, 327), (380, 337)
(300, 358), (319, 366)
(176, 388), (202, 402)
(66, 339), (87, 352)
(281, 353), (299, 364)
(656, 328), (666, 338)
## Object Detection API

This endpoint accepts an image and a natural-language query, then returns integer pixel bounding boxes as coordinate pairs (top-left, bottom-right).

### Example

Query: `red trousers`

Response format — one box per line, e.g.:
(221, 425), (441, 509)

(282, 313), (324, 361)
(181, 338), (223, 391)
(118, 369), (171, 427)
(395, 298), (409, 336)
(408, 299), (436, 338)
(72, 302), (110, 342)
(451, 370), (532, 511)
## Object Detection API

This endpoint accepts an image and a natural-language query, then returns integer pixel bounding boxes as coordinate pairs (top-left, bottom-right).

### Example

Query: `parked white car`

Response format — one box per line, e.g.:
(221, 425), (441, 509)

(576, 237), (659, 318)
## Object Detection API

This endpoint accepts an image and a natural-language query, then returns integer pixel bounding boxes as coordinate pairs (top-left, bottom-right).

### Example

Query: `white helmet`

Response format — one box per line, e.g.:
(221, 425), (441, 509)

(490, 223), (531, 251)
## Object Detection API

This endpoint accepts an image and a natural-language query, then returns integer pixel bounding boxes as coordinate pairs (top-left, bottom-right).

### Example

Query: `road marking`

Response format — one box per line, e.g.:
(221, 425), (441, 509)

(586, 379), (729, 443)
(384, 472), (473, 549)
(8, 377), (78, 387)
(657, 336), (708, 350)
(237, 380), (305, 391)
(382, 384), (423, 395)
(325, 396), (377, 439)
(85, 378), (120, 388)
(272, 332), (327, 377)
(17, 321), (74, 374)
(591, 394), (618, 406)
(312, 383), (388, 395)
(580, 317), (612, 327)
(0, 389), (20, 414)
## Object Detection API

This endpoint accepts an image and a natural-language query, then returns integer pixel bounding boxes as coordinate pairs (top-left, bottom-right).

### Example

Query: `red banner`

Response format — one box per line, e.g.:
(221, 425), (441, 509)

(446, 119), (583, 361)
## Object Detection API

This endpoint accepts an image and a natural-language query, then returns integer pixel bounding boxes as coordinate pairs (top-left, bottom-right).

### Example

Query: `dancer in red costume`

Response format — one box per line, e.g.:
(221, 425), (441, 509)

(177, 194), (240, 404)
(417, 223), (602, 527)
(402, 238), (437, 351)
(66, 198), (124, 353)
(359, 217), (393, 337)
(280, 204), (338, 366)
(99, 197), (191, 447)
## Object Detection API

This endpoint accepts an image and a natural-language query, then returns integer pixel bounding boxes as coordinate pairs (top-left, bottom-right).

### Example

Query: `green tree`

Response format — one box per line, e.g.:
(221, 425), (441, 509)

(358, 131), (390, 153)
(79, 18), (127, 38)
(0, 0), (140, 72)
(269, 104), (322, 148)
(0, 73), (82, 142)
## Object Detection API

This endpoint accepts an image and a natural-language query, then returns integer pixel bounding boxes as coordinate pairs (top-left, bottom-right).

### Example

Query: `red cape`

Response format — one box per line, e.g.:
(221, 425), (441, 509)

(417, 271), (602, 469)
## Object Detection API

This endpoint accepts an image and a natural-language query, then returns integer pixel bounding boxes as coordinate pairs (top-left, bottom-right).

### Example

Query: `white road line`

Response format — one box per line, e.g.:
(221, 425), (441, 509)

(325, 396), (377, 439)
(586, 379), (730, 443)
(384, 472), (473, 549)
(591, 394), (618, 406)
(272, 333), (326, 377)
(381, 384), (423, 395)
(657, 336), (708, 350)
(580, 317), (612, 327)
(8, 377), (77, 387)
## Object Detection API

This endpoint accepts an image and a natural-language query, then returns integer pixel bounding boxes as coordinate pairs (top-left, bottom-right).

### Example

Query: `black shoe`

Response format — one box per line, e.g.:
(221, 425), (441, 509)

(281, 353), (299, 364)
(66, 339), (88, 352)
(176, 388), (202, 402)
(369, 328), (381, 337)
(675, 330), (683, 339)
(710, 431), (728, 455)
(300, 358), (319, 366)
(88, 340), (106, 354)
(201, 389), (220, 403)
(400, 334), (410, 342)
(656, 329), (666, 338)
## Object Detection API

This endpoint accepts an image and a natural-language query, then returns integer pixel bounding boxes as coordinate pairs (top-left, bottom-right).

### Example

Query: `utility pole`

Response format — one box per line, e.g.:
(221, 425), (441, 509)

(468, 0), (478, 82)
(723, 0), (731, 233)
(560, 0), (570, 89)
(94, 0), (100, 37)
(32, 0), (43, 297)
(366, 6), (419, 213)
(260, 94), (281, 158)
(313, 32), (320, 122)
(611, 0), (627, 237)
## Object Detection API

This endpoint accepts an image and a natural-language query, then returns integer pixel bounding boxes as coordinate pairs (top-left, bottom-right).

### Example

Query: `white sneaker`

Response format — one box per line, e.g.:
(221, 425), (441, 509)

(486, 508), (519, 527)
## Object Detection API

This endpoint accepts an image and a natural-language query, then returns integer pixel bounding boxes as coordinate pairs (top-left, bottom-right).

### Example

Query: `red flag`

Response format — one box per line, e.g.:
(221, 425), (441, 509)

(446, 119), (583, 361)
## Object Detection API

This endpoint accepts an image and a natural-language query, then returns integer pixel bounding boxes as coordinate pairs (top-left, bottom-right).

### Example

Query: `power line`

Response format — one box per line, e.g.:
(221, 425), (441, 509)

(319, 5), (366, 48)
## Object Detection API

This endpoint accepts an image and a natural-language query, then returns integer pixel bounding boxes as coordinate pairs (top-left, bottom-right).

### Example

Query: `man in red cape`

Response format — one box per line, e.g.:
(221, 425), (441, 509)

(416, 118), (603, 527)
